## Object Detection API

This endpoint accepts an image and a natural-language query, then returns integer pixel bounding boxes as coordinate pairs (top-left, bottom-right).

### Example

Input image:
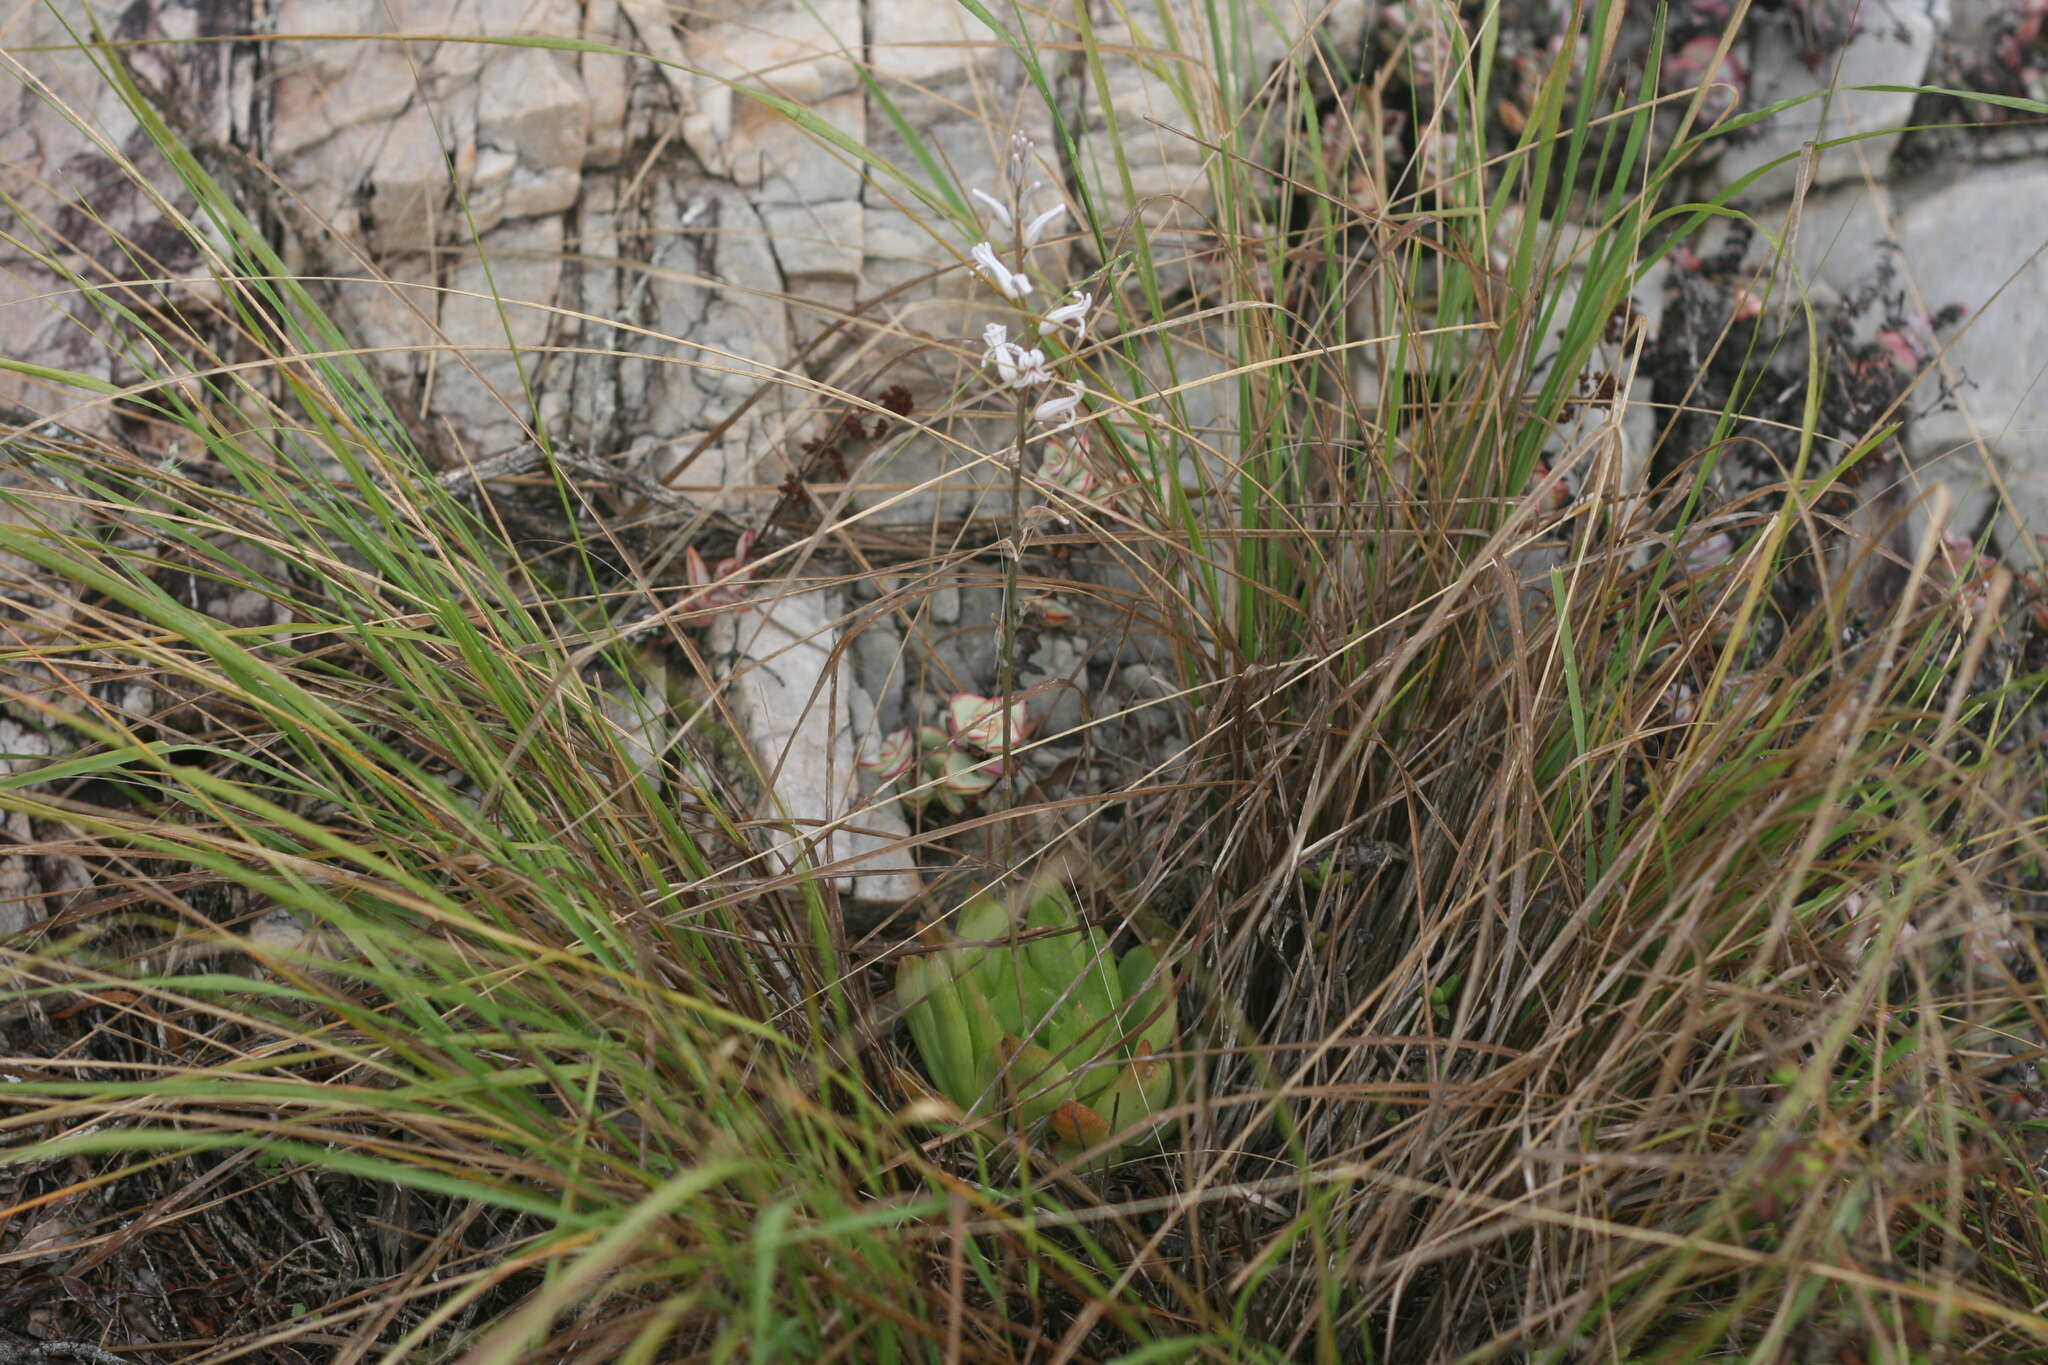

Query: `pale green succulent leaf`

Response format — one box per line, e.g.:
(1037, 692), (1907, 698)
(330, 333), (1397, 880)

(900, 951), (978, 1111)
(1000, 1035), (1079, 1126)
(956, 893), (1010, 945)
(951, 967), (1007, 1107)
(897, 955), (948, 1100)
(1116, 945), (1178, 1057)
(899, 883), (1181, 1153)
(1020, 888), (1088, 983)
(1116, 944), (1158, 1005)
(1071, 945), (1122, 1032)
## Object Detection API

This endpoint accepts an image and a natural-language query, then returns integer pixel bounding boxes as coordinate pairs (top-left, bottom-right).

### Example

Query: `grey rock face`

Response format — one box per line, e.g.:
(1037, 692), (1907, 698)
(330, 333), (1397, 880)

(712, 590), (921, 903)
(1710, 0), (1940, 202)
(1889, 165), (2048, 540)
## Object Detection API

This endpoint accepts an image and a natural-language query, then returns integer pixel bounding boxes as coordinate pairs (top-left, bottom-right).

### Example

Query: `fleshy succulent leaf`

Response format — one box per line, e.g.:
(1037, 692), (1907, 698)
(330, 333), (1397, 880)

(1116, 944), (1179, 1056)
(1050, 1099), (1111, 1148)
(1117, 943), (1158, 1005)
(999, 1034), (1078, 1125)
(939, 749), (1003, 796)
(1070, 928), (1122, 1026)
(946, 693), (990, 738)
(900, 949), (976, 1112)
(1071, 1041), (1172, 1152)
(956, 894), (1010, 945)
(1022, 888), (1088, 983)
(860, 728), (916, 781)
(1133, 1040), (1174, 1114)
(951, 966), (1006, 1103)
(898, 883), (1182, 1155)
(947, 693), (1031, 752)
(896, 953), (943, 1093)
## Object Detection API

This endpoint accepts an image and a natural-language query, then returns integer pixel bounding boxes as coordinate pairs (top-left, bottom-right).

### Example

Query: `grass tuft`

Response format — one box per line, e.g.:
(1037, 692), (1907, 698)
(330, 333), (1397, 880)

(2, 1), (2047, 1359)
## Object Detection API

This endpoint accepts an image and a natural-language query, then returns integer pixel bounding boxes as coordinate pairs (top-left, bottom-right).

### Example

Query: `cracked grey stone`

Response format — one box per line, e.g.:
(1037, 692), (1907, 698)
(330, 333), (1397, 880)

(927, 584), (1005, 692)
(638, 183), (794, 508)
(478, 46), (591, 177)
(1890, 164), (2048, 541)
(0, 0), (238, 431)
(1072, 0), (1370, 227)
(759, 199), (864, 282)
(844, 419), (1014, 526)
(601, 681), (677, 778)
(1709, 0), (1939, 202)
(1023, 634), (1087, 739)
(712, 589), (921, 903)
(848, 610), (910, 734)
(1117, 663), (1179, 743)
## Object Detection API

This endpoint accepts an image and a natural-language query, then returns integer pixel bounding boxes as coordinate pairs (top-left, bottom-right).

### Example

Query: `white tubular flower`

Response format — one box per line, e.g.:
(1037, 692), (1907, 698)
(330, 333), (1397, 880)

(1008, 347), (1053, 389)
(983, 328), (1051, 389)
(1021, 203), (1066, 249)
(970, 241), (1033, 301)
(983, 323), (1023, 386)
(1031, 383), (1084, 430)
(969, 188), (1012, 229)
(986, 343), (1025, 388)
(1042, 291), (1092, 341)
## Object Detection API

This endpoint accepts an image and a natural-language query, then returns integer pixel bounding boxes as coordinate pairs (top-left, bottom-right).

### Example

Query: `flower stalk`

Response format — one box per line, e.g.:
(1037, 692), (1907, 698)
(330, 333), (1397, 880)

(963, 133), (1095, 824)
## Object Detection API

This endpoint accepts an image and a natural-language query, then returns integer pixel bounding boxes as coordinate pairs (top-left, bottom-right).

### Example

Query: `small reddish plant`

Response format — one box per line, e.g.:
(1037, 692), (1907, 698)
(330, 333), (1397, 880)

(861, 693), (1034, 813)
(682, 528), (757, 620)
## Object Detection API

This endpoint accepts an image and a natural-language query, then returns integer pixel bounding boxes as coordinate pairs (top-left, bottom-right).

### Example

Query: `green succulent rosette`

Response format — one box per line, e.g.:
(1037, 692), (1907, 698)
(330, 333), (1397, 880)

(896, 883), (1177, 1157)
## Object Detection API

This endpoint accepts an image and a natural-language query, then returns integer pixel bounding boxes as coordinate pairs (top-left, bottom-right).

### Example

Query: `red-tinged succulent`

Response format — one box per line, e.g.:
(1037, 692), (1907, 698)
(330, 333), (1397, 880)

(683, 528), (757, 619)
(1025, 595), (1077, 628)
(1039, 431), (1098, 497)
(933, 749), (1006, 812)
(859, 728), (917, 784)
(947, 693), (1031, 753)
(897, 695), (1037, 814)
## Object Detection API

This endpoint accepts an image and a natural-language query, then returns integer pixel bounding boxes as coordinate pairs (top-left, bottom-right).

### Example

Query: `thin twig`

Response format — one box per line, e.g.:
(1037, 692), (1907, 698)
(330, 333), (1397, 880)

(0, 1344), (136, 1365)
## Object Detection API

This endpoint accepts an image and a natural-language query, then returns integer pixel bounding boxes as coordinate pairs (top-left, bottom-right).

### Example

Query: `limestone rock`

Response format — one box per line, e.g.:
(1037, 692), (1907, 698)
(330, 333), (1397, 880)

(0, 718), (85, 937)
(476, 44), (591, 202)
(1890, 164), (2048, 539)
(714, 590), (922, 903)
(1711, 0), (1939, 201)
(759, 199), (865, 282)
(637, 183), (795, 508)
(680, 0), (863, 190)
(1072, 0), (1370, 227)
(1023, 634), (1088, 739)
(847, 611), (910, 734)
(868, 0), (1006, 86)
(0, 0), (243, 430)
(439, 217), (572, 446)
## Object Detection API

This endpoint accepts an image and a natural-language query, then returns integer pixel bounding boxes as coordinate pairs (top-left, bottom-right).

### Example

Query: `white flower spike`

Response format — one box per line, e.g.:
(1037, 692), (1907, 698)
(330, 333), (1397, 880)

(1021, 203), (1066, 249)
(969, 188), (1012, 230)
(970, 241), (1033, 301)
(1042, 291), (1092, 341)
